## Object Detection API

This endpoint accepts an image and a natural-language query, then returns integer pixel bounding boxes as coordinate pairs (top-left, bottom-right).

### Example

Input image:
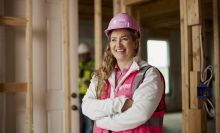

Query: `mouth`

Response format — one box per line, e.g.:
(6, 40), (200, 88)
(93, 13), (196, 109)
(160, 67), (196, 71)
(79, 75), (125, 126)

(116, 49), (125, 53)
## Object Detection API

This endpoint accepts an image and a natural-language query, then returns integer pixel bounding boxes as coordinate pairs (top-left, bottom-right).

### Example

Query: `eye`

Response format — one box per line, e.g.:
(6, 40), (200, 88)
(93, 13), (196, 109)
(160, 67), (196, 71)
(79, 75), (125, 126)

(121, 37), (129, 41)
(111, 38), (116, 42)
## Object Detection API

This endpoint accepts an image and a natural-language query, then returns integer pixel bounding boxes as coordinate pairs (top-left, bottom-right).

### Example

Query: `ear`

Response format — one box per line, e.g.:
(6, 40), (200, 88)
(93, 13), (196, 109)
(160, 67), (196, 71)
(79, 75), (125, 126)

(135, 39), (139, 49)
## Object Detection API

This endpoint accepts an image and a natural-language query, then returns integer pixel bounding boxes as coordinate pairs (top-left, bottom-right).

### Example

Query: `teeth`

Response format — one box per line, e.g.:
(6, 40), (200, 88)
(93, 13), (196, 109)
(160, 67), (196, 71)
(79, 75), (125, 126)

(116, 49), (125, 52)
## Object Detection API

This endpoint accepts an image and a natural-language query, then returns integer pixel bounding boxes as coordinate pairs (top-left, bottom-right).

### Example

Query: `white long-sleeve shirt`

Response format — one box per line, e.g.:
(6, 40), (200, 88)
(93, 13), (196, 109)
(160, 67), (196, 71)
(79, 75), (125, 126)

(81, 57), (163, 131)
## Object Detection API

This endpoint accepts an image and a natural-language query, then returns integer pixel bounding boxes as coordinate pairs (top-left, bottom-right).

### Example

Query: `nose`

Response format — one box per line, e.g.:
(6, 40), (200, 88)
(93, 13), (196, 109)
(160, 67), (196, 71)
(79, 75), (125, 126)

(116, 39), (122, 47)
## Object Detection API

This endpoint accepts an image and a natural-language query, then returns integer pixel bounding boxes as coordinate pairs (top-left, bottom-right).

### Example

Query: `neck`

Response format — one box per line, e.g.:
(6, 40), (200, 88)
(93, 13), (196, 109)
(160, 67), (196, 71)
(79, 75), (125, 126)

(117, 60), (133, 70)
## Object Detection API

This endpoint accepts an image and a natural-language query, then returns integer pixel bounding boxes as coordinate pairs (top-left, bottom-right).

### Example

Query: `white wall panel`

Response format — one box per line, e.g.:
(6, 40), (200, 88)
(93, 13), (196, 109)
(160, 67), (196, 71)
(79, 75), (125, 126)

(48, 111), (64, 133)
(47, 20), (62, 91)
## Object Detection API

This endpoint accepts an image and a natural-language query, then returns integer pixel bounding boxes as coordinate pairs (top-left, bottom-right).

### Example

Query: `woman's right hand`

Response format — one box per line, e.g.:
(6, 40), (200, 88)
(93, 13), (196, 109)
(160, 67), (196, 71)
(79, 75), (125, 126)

(121, 99), (133, 112)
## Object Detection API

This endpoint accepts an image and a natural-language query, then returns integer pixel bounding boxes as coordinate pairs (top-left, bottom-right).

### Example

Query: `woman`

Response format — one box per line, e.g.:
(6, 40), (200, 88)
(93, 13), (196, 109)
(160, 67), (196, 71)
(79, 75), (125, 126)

(82, 13), (164, 133)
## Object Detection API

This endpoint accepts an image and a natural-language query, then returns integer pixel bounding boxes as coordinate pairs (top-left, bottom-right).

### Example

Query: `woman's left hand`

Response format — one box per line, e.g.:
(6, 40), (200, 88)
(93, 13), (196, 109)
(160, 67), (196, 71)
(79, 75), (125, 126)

(121, 99), (133, 112)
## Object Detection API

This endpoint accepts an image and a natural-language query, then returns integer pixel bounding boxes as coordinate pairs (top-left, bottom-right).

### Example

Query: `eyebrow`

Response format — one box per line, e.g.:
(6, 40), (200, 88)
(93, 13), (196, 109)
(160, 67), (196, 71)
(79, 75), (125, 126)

(111, 35), (129, 39)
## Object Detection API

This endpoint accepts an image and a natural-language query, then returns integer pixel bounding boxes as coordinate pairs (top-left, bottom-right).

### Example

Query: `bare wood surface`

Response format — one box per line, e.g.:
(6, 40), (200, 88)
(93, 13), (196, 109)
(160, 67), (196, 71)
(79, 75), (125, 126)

(94, 0), (102, 69)
(181, 0), (207, 132)
(63, 0), (71, 132)
(188, 109), (207, 133)
(25, 0), (33, 132)
(192, 25), (201, 71)
(187, 0), (201, 25)
(213, 0), (220, 132)
(180, 0), (190, 132)
(0, 16), (27, 27)
(189, 71), (202, 109)
(0, 83), (27, 92)
(124, 0), (151, 5)
(113, 0), (121, 15)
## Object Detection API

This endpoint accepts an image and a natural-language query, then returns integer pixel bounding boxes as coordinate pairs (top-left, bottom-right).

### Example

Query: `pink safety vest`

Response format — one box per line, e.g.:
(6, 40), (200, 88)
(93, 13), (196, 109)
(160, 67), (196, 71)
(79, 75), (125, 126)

(93, 66), (165, 133)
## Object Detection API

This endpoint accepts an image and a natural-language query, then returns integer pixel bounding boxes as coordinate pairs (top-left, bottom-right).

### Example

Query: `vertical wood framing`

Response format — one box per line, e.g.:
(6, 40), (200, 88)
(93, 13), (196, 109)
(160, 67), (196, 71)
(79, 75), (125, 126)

(113, 0), (121, 15)
(180, 0), (190, 132)
(213, 0), (220, 132)
(121, 0), (128, 13)
(192, 25), (201, 71)
(25, 0), (33, 132)
(190, 71), (202, 109)
(69, 0), (80, 132)
(188, 109), (207, 133)
(187, 0), (201, 25)
(181, 0), (207, 132)
(63, 0), (71, 132)
(94, 0), (102, 69)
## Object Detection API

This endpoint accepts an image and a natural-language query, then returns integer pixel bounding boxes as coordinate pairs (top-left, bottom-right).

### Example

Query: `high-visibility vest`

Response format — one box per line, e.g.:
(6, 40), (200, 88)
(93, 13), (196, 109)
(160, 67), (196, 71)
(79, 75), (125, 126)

(79, 60), (94, 95)
(93, 65), (165, 133)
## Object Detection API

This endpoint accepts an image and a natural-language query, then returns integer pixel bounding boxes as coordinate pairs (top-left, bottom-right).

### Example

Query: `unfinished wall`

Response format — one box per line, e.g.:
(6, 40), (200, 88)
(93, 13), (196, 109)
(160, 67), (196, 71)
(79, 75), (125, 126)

(0, 0), (26, 132)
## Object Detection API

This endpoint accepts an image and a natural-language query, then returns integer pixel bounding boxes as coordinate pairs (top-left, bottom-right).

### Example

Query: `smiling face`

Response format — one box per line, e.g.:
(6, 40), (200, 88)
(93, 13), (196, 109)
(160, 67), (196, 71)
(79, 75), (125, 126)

(109, 29), (138, 66)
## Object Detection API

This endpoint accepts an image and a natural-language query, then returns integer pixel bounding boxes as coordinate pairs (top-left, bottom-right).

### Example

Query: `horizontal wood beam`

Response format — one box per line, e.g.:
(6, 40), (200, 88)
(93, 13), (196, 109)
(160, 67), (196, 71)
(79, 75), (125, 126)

(0, 82), (27, 92)
(0, 16), (27, 27)
(124, 0), (152, 6)
(141, 11), (180, 28)
(139, 0), (179, 18)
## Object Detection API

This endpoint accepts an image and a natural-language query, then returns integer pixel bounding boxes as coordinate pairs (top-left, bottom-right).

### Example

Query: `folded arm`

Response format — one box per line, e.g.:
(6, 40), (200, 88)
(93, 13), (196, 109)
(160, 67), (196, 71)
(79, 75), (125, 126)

(95, 67), (163, 131)
(81, 79), (128, 120)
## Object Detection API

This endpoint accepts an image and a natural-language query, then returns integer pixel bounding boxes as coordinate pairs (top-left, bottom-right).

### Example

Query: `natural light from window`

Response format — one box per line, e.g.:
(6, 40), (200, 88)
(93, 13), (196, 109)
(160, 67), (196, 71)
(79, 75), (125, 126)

(147, 40), (170, 94)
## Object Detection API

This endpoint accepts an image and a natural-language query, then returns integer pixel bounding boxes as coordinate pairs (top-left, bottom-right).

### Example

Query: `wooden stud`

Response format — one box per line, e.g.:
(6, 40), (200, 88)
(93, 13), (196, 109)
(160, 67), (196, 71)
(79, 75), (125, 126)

(213, 0), (220, 132)
(25, 0), (33, 132)
(113, 0), (121, 15)
(180, 0), (191, 132)
(63, 0), (71, 132)
(120, 0), (127, 13)
(181, 0), (207, 132)
(94, 0), (102, 69)
(188, 109), (207, 133)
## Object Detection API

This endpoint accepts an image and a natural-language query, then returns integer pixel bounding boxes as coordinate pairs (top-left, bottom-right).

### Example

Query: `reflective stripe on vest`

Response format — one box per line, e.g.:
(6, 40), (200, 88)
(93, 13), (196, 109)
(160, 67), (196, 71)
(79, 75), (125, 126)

(132, 65), (152, 95)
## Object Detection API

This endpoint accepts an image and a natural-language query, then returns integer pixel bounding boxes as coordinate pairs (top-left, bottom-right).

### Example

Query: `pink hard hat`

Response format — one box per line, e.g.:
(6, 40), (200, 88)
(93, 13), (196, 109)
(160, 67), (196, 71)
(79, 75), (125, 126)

(105, 13), (140, 38)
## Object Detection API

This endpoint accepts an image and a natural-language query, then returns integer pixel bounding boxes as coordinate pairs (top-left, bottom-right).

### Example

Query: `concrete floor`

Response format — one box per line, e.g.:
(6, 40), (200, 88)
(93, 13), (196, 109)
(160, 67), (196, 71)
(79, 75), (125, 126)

(162, 112), (215, 133)
(163, 112), (182, 133)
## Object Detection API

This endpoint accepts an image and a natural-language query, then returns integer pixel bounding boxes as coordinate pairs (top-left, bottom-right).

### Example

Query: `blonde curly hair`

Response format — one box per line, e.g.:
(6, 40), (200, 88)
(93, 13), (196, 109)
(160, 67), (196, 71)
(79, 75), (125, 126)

(93, 29), (140, 99)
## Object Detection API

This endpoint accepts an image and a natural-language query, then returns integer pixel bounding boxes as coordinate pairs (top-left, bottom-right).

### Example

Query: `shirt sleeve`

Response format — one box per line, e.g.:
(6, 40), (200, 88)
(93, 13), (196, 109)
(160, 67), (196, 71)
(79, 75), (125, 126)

(81, 78), (128, 120)
(96, 67), (163, 131)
